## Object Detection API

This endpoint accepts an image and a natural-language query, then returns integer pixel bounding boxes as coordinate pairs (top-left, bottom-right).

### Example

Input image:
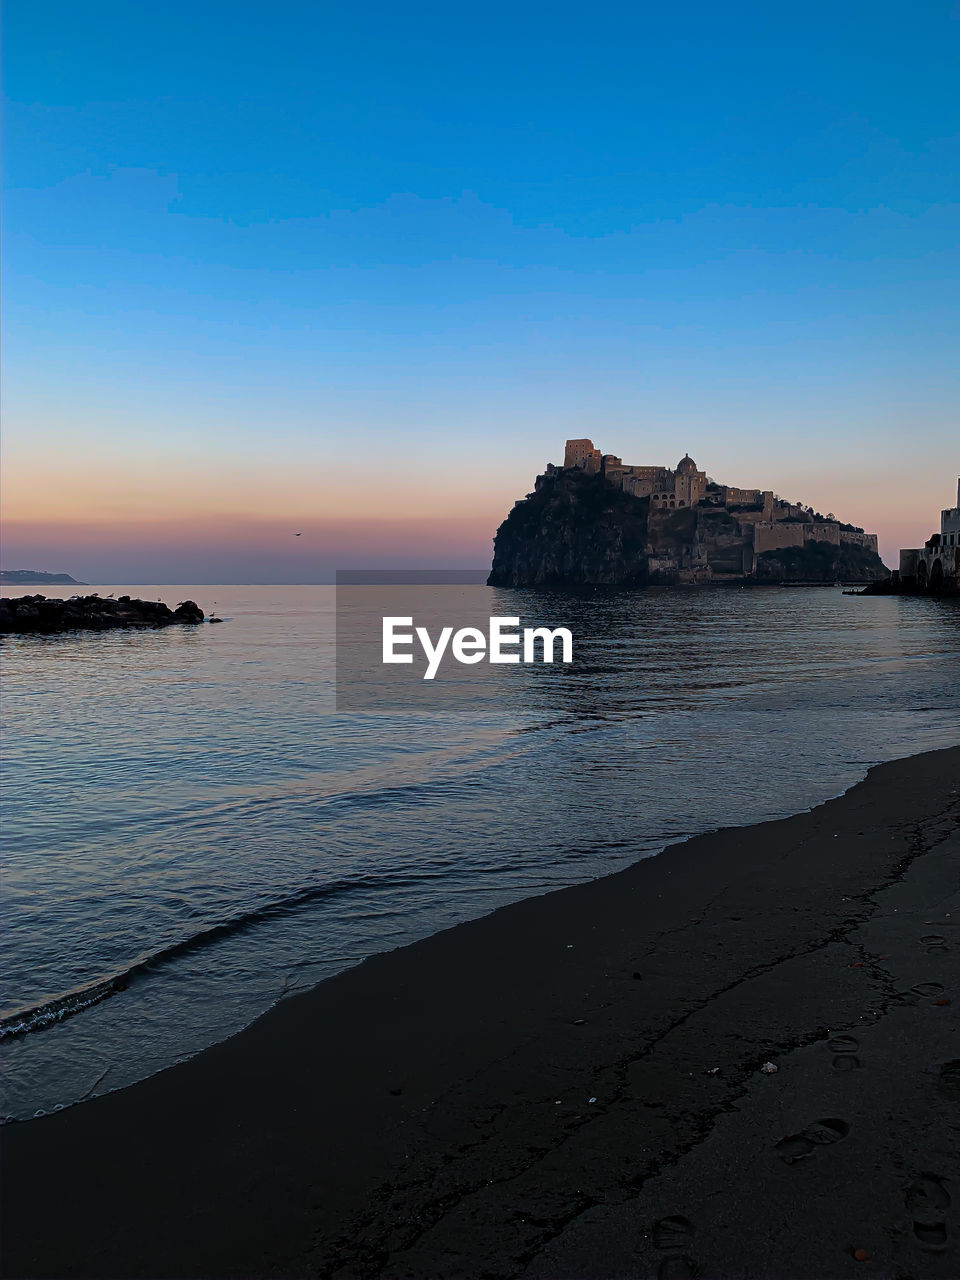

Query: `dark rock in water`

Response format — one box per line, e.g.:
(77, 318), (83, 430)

(172, 601), (205, 624)
(0, 595), (205, 635)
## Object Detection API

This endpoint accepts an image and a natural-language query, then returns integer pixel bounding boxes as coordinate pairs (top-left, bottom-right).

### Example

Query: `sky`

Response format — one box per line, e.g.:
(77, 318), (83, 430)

(2, 0), (958, 581)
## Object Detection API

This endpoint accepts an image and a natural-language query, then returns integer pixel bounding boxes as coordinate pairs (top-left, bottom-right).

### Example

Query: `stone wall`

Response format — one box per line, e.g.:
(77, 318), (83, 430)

(914, 545), (960, 594)
(752, 522), (806, 553)
(807, 522), (841, 546)
(899, 549), (921, 578)
(840, 530), (879, 553)
(725, 487), (762, 506)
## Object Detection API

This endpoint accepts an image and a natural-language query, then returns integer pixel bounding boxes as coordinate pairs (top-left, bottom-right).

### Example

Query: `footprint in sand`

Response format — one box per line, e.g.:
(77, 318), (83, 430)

(828, 1034), (861, 1071)
(657, 1259), (697, 1279)
(920, 934), (948, 954)
(892, 982), (945, 1006)
(912, 982), (946, 1001)
(775, 1118), (850, 1164)
(914, 1222), (949, 1250)
(906, 1174), (951, 1252)
(652, 1215), (697, 1279)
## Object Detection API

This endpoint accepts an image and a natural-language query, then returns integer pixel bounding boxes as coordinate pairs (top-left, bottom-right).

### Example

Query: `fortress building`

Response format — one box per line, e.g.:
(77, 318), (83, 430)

(898, 479), (960, 594)
(561, 440), (711, 508)
(546, 438), (881, 581)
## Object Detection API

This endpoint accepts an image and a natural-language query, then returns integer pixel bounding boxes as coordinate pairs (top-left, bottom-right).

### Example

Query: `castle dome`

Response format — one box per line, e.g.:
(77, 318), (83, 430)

(677, 453), (698, 475)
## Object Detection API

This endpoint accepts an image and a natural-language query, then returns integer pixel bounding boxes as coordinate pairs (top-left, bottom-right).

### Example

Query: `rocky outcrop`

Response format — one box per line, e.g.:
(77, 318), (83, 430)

(488, 469), (651, 587)
(754, 542), (889, 584)
(488, 468), (890, 588)
(0, 595), (205, 635)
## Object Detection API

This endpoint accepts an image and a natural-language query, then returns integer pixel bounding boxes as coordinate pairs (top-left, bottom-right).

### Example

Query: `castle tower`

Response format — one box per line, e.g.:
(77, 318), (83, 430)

(564, 438), (602, 473)
(674, 453), (706, 506)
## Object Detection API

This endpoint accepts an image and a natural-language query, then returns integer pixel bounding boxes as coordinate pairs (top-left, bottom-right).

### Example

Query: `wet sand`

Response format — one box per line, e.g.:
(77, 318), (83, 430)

(2, 746), (958, 1280)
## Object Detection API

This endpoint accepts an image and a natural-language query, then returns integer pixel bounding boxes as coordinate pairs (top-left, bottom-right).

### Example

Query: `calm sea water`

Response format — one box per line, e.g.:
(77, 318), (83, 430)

(2, 584), (959, 1121)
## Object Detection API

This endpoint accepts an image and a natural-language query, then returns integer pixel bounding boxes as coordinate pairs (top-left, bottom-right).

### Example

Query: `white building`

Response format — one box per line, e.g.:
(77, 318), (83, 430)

(899, 478), (960, 594)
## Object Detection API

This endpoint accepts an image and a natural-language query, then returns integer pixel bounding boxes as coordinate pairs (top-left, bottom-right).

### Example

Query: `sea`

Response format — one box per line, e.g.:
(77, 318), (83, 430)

(2, 583), (959, 1122)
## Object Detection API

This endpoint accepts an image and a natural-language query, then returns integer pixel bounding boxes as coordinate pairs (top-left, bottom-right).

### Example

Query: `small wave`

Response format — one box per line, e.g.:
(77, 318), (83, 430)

(0, 869), (405, 1042)
(0, 975), (127, 1039)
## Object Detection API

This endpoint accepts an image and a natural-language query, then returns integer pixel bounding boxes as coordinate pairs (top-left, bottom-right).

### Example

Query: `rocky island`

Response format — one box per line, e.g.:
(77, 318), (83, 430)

(489, 439), (889, 588)
(0, 594), (205, 635)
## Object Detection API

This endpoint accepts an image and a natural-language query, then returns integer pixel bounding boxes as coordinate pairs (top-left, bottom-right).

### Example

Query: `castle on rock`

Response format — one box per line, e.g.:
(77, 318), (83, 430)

(547, 438), (879, 574)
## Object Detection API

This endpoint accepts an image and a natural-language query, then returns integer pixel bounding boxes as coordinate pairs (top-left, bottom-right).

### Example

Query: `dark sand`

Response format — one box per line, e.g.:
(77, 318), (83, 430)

(2, 747), (958, 1280)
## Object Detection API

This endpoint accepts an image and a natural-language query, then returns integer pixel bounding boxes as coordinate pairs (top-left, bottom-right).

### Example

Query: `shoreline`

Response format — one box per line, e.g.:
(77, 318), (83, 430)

(2, 745), (958, 1279)
(0, 747), (924, 1107)
(0, 743), (923, 1119)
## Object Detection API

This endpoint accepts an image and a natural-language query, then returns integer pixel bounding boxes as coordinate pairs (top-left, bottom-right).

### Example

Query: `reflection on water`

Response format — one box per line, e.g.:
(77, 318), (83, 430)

(1, 584), (958, 1119)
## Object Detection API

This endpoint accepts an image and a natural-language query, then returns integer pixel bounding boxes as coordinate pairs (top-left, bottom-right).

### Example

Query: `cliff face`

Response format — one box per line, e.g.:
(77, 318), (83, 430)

(488, 469), (651, 587)
(694, 508), (753, 576)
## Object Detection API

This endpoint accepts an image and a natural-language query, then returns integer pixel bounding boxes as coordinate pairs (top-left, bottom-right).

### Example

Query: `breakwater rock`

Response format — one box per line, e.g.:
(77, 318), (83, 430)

(0, 594), (205, 635)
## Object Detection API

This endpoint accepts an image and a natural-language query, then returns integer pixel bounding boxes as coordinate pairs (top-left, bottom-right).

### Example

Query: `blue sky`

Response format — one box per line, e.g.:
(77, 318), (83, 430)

(2, 0), (958, 579)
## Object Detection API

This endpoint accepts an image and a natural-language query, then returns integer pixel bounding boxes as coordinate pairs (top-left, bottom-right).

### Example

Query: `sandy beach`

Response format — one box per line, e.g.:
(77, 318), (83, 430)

(2, 745), (958, 1280)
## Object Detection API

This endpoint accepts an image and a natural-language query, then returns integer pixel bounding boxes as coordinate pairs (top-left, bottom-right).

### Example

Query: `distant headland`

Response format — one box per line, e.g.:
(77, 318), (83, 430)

(489, 439), (890, 588)
(1, 570), (86, 586)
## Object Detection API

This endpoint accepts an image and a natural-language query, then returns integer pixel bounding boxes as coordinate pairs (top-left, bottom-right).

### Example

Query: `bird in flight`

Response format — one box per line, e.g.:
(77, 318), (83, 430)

(294, 532), (302, 537)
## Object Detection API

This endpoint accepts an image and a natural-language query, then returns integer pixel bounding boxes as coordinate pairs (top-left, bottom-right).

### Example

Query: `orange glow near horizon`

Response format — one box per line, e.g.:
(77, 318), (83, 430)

(0, 512), (501, 583)
(0, 455), (510, 525)
(3, 445), (956, 581)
